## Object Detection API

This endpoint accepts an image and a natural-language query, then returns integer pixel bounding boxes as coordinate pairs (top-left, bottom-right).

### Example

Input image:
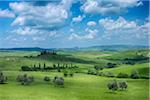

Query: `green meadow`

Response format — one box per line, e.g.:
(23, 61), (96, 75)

(0, 49), (149, 100)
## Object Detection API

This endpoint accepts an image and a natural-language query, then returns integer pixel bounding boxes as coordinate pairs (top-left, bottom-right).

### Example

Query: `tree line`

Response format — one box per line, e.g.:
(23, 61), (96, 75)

(21, 63), (78, 72)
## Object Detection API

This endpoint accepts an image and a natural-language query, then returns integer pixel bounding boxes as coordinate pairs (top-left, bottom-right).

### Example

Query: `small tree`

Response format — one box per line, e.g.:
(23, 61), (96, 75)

(0, 72), (7, 84)
(107, 80), (118, 92)
(130, 70), (140, 79)
(118, 80), (128, 90)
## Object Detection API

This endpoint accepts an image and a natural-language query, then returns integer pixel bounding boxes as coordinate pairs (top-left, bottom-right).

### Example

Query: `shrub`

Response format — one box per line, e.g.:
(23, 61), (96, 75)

(107, 80), (118, 92)
(0, 72), (7, 84)
(63, 70), (68, 77)
(130, 70), (140, 79)
(44, 76), (51, 82)
(117, 73), (129, 78)
(53, 76), (64, 86)
(118, 80), (128, 90)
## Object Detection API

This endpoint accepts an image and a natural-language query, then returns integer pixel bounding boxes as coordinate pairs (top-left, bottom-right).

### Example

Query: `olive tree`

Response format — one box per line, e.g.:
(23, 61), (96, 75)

(107, 80), (118, 92)
(118, 80), (128, 90)
(130, 70), (140, 79)
(53, 76), (64, 86)
(16, 74), (34, 85)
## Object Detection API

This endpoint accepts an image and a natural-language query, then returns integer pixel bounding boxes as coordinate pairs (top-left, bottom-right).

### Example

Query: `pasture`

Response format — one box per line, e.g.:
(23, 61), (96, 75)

(0, 50), (149, 100)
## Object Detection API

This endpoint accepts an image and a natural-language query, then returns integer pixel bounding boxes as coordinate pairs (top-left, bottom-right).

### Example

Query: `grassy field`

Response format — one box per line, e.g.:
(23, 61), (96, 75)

(0, 50), (149, 100)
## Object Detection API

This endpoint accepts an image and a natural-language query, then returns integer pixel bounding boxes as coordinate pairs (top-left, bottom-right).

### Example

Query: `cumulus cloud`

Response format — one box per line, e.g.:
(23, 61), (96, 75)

(99, 16), (137, 30)
(87, 21), (97, 26)
(69, 28), (98, 40)
(0, 9), (15, 18)
(99, 16), (149, 40)
(81, 0), (142, 15)
(10, 1), (70, 30)
(72, 15), (85, 23)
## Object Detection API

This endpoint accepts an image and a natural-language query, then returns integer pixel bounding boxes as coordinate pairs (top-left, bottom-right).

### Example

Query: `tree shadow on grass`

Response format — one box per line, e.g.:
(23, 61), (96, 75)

(105, 91), (118, 94)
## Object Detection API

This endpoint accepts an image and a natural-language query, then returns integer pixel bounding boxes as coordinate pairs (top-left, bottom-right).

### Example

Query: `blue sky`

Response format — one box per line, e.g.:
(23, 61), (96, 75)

(0, 0), (149, 48)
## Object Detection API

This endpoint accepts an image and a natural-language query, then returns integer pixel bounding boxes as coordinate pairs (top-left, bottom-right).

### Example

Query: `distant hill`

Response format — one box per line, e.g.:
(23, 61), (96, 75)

(84, 45), (149, 51)
(0, 45), (149, 51)
(60, 45), (149, 51)
(0, 47), (53, 51)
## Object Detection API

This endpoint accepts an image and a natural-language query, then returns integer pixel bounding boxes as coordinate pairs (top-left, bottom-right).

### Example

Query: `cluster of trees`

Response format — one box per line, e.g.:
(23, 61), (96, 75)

(21, 63), (78, 72)
(121, 55), (149, 65)
(88, 63), (117, 75)
(116, 70), (140, 79)
(107, 80), (128, 92)
(94, 63), (117, 71)
(0, 72), (7, 84)
(43, 76), (64, 86)
(87, 69), (143, 79)
(24, 50), (57, 58)
(87, 69), (115, 78)
(38, 50), (57, 56)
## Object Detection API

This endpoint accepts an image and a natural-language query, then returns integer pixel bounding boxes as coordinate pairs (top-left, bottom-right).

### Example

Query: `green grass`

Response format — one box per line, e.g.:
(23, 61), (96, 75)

(0, 50), (149, 100)
(100, 63), (149, 77)
(0, 71), (149, 100)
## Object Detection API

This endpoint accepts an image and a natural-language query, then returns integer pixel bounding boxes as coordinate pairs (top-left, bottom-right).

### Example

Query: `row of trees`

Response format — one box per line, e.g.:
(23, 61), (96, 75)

(87, 69), (142, 79)
(21, 63), (78, 72)
(94, 63), (117, 71)
(0, 72), (64, 86)
(24, 51), (57, 58)
(121, 55), (149, 65)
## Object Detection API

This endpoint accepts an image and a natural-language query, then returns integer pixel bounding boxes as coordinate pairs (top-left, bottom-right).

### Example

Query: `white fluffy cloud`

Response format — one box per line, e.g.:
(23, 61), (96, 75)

(81, 0), (142, 15)
(87, 21), (97, 26)
(99, 16), (137, 30)
(69, 28), (98, 40)
(0, 9), (15, 18)
(10, 2), (70, 29)
(98, 16), (149, 40)
(72, 15), (85, 23)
